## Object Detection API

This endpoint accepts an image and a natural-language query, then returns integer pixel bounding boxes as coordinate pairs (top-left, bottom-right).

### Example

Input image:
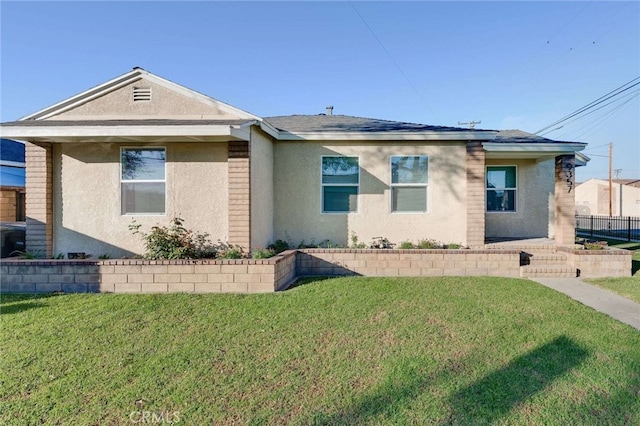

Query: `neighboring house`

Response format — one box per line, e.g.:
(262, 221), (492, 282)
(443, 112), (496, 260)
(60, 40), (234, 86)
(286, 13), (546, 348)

(575, 178), (640, 217)
(0, 138), (26, 222)
(0, 68), (588, 258)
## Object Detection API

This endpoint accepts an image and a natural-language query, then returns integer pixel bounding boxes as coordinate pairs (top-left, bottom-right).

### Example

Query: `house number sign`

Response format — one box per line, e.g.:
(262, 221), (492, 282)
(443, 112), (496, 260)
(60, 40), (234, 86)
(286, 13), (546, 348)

(558, 156), (575, 193)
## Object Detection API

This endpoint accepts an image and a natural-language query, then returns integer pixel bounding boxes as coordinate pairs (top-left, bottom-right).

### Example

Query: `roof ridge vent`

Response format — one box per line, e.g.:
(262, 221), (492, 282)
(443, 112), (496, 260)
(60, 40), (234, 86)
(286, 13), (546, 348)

(133, 86), (152, 102)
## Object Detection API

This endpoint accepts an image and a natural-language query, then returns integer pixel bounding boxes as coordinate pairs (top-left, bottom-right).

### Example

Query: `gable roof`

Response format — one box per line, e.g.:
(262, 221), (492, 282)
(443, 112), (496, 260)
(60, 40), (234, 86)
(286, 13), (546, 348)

(19, 67), (260, 122)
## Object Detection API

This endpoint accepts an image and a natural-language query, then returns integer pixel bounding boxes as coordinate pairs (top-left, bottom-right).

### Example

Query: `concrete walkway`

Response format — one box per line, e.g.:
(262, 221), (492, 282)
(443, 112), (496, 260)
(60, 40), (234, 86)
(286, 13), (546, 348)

(532, 278), (640, 331)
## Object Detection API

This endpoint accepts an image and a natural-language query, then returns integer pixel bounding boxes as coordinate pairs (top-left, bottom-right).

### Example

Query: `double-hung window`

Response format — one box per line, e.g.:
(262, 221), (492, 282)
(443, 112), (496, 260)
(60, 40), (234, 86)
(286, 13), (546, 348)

(121, 148), (166, 215)
(391, 155), (428, 212)
(486, 166), (516, 212)
(322, 156), (359, 213)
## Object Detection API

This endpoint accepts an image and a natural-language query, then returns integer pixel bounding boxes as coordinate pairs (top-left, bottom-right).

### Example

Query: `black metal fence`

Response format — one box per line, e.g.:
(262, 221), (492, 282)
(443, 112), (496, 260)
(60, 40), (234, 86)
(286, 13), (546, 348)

(575, 215), (640, 242)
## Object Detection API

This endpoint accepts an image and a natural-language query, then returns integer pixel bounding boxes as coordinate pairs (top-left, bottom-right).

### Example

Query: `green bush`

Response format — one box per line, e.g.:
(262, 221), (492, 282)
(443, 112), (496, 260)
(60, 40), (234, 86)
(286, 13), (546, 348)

(267, 239), (290, 254)
(350, 232), (367, 249)
(218, 246), (244, 259)
(398, 241), (415, 249)
(444, 243), (463, 249)
(252, 248), (276, 259)
(417, 239), (441, 249)
(129, 217), (217, 260)
(584, 242), (606, 250)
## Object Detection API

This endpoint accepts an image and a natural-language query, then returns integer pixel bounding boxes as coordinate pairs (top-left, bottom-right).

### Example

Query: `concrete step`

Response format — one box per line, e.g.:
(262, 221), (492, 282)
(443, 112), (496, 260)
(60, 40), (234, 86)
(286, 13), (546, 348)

(520, 265), (577, 278)
(521, 252), (567, 266)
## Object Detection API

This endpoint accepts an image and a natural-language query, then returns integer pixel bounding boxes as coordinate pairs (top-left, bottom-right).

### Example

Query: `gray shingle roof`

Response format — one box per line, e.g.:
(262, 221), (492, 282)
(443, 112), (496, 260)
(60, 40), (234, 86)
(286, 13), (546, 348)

(1, 119), (253, 127)
(493, 129), (582, 145)
(264, 114), (488, 134)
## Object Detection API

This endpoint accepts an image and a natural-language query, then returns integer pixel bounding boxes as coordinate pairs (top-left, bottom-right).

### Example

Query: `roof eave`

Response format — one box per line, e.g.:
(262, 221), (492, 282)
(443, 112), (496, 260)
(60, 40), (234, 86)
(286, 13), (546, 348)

(0, 124), (252, 143)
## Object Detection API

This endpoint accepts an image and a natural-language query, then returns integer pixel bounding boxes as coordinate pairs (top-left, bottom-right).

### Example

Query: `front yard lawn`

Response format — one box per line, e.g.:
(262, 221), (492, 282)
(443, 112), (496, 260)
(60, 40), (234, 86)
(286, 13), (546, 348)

(586, 275), (640, 304)
(2, 276), (639, 425)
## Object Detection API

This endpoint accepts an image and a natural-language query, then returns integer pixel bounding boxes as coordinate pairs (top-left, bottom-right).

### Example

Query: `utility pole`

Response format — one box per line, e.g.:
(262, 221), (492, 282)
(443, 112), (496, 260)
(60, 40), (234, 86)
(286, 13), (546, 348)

(458, 120), (481, 129)
(608, 143), (613, 217)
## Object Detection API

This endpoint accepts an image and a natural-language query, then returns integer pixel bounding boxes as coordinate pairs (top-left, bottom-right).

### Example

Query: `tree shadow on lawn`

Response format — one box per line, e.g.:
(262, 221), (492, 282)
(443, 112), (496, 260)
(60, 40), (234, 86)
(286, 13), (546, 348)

(0, 293), (62, 315)
(310, 336), (589, 424)
(449, 335), (589, 424)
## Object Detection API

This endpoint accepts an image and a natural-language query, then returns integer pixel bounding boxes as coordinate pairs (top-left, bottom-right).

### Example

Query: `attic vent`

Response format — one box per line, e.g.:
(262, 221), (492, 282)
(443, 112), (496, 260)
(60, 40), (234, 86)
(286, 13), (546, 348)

(133, 87), (152, 102)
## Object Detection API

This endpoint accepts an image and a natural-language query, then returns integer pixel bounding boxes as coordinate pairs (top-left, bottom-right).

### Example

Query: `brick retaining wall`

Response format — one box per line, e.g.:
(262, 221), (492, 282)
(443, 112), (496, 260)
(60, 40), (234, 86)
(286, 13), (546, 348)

(557, 247), (632, 278)
(0, 248), (631, 294)
(296, 249), (521, 278)
(0, 251), (299, 294)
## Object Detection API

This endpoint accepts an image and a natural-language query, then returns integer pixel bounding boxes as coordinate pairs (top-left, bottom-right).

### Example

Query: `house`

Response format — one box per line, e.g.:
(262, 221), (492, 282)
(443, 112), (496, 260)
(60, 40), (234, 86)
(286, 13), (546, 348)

(575, 178), (640, 217)
(0, 68), (588, 259)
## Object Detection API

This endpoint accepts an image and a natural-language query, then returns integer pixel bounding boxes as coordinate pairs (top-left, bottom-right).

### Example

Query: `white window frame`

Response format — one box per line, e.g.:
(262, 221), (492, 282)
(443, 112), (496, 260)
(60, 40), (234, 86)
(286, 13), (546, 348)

(486, 165), (517, 213)
(321, 155), (360, 214)
(120, 147), (167, 216)
(390, 155), (429, 214)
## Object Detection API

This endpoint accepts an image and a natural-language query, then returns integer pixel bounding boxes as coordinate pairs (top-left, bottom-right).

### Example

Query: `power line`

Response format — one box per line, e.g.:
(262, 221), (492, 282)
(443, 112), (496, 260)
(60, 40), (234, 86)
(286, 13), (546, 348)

(534, 76), (640, 135)
(349, 2), (439, 122)
(540, 87), (640, 137)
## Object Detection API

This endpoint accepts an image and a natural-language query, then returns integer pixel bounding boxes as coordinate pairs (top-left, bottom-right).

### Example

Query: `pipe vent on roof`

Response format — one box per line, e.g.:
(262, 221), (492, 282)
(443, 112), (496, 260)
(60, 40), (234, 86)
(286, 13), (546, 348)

(133, 87), (152, 102)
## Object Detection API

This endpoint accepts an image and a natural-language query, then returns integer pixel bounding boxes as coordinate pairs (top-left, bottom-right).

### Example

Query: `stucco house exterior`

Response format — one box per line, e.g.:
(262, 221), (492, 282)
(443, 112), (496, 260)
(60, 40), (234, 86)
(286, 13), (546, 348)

(1, 68), (589, 259)
(575, 178), (640, 217)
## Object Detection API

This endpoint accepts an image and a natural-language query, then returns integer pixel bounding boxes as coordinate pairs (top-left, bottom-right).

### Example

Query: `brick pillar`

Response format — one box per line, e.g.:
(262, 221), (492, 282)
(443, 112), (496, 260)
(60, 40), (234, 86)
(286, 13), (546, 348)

(228, 141), (250, 252)
(466, 142), (486, 248)
(25, 142), (54, 257)
(555, 155), (576, 245)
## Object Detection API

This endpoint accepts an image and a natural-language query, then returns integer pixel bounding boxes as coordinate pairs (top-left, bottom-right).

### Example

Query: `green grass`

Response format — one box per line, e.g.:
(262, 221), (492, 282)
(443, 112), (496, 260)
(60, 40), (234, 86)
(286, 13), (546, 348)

(586, 276), (640, 304)
(2, 277), (640, 425)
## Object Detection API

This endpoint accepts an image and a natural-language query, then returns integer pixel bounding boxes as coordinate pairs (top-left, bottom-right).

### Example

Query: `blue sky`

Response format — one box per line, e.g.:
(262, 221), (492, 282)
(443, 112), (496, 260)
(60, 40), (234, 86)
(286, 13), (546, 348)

(1, 1), (638, 181)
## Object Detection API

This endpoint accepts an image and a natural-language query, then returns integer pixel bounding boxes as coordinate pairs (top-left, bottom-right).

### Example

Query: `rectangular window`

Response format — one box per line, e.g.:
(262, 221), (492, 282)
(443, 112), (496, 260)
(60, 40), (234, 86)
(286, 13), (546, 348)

(322, 156), (359, 213)
(391, 155), (428, 212)
(121, 148), (166, 215)
(486, 166), (516, 212)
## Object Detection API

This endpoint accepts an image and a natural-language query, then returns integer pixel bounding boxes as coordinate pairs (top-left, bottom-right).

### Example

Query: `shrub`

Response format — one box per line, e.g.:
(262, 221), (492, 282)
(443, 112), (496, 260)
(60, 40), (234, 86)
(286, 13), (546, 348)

(444, 243), (463, 249)
(267, 239), (290, 254)
(417, 239), (441, 249)
(584, 242), (606, 251)
(252, 248), (275, 259)
(218, 247), (244, 259)
(350, 232), (367, 249)
(129, 217), (217, 260)
(11, 249), (45, 259)
(398, 241), (415, 249)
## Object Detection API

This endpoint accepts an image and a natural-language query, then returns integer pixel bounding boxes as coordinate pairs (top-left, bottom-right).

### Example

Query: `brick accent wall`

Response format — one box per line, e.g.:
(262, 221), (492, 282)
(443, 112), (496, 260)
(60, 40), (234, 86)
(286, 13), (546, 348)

(228, 141), (251, 252)
(25, 143), (53, 257)
(555, 155), (576, 245)
(466, 142), (486, 248)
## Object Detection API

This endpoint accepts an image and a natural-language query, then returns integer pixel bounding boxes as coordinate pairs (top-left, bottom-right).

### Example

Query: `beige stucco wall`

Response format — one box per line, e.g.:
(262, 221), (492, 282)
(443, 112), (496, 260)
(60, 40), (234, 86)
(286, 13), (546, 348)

(273, 141), (468, 247)
(485, 158), (555, 239)
(576, 179), (640, 216)
(250, 127), (274, 249)
(53, 142), (228, 258)
(52, 79), (241, 120)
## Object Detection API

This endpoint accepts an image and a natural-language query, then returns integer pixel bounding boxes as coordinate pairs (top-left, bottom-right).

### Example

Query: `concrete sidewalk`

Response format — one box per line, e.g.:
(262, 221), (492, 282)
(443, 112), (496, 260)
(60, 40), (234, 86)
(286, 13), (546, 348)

(532, 277), (640, 331)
